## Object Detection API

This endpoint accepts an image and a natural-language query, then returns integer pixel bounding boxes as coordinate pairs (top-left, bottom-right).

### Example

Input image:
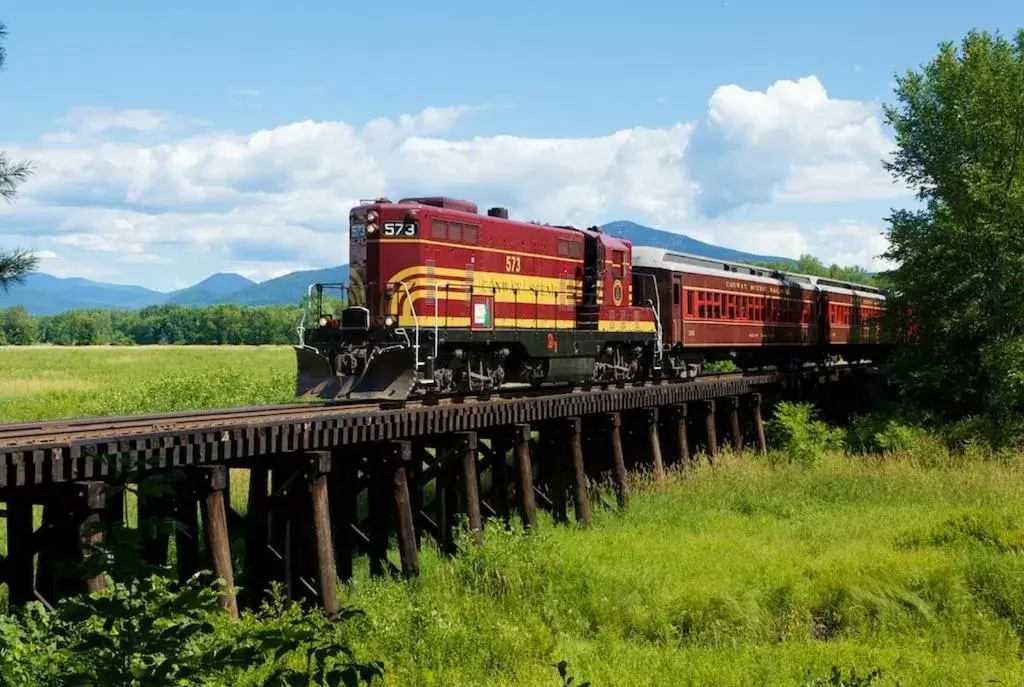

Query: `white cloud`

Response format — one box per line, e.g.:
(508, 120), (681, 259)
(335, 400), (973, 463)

(687, 75), (904, 216)
(0, 75), (912, 291)
(59, 107), (174, 135)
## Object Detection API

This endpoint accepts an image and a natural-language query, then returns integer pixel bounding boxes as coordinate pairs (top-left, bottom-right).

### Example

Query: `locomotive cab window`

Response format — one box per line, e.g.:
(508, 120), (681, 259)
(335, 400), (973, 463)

(611, 250), (625, 279)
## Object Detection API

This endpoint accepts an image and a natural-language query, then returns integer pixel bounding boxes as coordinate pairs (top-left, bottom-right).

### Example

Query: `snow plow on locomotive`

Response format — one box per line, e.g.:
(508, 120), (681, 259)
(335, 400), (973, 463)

(294, 196), (891, 401)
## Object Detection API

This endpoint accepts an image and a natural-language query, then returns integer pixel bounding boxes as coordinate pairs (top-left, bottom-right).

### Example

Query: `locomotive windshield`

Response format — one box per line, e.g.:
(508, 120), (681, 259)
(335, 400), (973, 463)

(348, 212), (368, 307)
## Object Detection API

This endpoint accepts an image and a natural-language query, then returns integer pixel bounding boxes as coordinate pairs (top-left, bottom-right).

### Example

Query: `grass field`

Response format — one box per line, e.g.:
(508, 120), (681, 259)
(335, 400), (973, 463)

(0, 345), (296, 422)
(6, 347), (1024, 685)
(325, 454), (1024, 687)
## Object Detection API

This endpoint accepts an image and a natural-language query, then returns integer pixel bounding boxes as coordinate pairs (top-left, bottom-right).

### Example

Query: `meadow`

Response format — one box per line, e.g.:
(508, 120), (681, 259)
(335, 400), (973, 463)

(330, 454), (1024, 686)
(0, 344), (296, 422)
(4, 346), (1024, 685)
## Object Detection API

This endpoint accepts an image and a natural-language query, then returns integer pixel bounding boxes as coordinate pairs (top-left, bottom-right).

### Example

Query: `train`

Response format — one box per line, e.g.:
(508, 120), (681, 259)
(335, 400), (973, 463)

(294, 196), (891, 400)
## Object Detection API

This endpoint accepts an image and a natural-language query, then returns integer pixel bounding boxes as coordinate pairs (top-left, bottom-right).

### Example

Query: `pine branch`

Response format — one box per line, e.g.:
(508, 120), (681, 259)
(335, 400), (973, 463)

(0, 248), (39, 294)
(0, 20), (7, 71)
(0, 154), (33, 203)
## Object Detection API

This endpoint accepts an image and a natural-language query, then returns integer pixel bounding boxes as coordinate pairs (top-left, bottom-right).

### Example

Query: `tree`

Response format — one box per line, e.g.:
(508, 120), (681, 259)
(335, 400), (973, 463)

(0, 248), (38, 294)
(0, 20), (37, 292)
(880, 28), (1024, 423)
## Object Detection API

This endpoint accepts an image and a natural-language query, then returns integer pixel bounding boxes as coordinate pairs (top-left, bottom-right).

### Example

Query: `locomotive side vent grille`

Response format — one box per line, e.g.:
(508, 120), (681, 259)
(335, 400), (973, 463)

(426, 259), (436, 306)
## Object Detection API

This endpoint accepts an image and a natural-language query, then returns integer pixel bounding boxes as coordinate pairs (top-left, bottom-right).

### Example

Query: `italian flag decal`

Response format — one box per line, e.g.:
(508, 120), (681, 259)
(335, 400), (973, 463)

(474, 300), (491, 327)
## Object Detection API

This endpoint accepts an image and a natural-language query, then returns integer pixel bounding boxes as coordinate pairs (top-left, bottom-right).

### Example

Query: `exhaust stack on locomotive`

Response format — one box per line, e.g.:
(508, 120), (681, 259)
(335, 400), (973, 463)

(294, 195), (891, 402)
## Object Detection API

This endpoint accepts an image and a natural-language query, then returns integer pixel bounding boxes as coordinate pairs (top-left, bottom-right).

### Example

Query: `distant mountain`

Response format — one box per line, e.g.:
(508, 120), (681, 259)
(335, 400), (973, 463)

(218, 265), (349, 306)
(0, 273), (166, 316)
(3, 219), (800, 316)
(600, 221), (796, 266)
(166, 273), (257, 306)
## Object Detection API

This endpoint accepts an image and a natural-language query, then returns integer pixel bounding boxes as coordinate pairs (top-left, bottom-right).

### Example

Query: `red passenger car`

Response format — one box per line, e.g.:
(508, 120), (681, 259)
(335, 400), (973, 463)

(631, 247), (889, 372)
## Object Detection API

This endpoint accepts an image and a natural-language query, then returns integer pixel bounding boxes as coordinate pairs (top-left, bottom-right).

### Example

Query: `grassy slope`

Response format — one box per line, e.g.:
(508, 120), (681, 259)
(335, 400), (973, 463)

(5, 348), (1024, 684)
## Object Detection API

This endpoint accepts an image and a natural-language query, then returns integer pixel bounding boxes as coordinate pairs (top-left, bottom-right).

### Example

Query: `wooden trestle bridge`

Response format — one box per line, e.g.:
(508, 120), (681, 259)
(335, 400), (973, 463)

(0, 366), (882, 617)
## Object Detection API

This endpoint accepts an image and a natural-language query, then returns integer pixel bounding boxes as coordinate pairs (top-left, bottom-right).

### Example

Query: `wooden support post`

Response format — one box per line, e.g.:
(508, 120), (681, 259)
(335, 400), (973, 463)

(328, 448), (356, 582)
(75, 482), (107, 595)
(703, 401), (718, 464)
(196, 466), (238, 618)
(389, 441), (419, 578)
(368, 458), (391, 578)
(674, 403), (690, 467)
(491, 437), (512, 523)
(243, 466), (271, 602)
(5, 493), (35, 608)
(409, 449), (425, 549)
(607, 412), (629, 509)
(728, 396), (742, 453)
(174, 490), (201, 581)
(456, 432), (484, 546)
(545, 428), (569, 524)
(138, 486), (173, 567)
(751, 393), (767, 454)
(436, 446), (458, 556)
(514, 424), (537, 531)
(645, 408), (666, 486)
(304, 451), (338, 615)
(566, 417), (591, 527)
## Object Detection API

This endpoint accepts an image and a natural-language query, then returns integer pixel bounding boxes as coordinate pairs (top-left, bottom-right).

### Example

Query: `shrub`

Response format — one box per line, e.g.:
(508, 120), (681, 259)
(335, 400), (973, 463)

(846, 412), (932, 455)
(0, 468), (384, 686)
(765, 401), (844, 466)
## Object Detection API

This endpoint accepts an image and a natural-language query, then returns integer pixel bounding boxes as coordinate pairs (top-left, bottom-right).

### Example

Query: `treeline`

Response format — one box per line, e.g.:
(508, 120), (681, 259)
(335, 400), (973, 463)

(748, 254), (884, 287)
(0, 303), (309, 345)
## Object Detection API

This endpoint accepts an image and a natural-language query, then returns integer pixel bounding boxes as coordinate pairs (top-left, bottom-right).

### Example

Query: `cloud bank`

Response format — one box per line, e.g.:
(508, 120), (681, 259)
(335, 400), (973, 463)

(0, 75), (911, 290)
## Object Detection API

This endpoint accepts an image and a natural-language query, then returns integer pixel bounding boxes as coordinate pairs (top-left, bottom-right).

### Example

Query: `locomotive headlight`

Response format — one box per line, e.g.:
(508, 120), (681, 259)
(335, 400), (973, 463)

(366, 210), (378, 222)
(384, 316), (395, 327)
(366, 222), (377, 233)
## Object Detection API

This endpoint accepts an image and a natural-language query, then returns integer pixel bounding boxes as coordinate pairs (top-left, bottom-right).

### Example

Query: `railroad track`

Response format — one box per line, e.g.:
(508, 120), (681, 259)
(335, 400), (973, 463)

(0, 369), (789, 448)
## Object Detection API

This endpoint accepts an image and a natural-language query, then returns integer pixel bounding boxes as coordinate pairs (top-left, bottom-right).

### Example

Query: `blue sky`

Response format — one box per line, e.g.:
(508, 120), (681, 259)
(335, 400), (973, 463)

(0, 1), (1020, 291)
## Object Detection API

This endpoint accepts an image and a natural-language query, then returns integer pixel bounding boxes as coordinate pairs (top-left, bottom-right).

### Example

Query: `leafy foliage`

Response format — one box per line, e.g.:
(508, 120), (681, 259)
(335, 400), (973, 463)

(0, 292), (347, 345)
(750, 254), (882, 287)
(880, 28), (1024, 425)
(765, 401), (845, 466)
(0, 303), (304, 345)
(0, 467), (384, 686)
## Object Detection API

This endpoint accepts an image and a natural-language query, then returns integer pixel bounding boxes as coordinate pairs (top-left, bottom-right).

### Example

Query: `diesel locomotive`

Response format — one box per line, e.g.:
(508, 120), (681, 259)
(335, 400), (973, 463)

(294, 196), (890, 400)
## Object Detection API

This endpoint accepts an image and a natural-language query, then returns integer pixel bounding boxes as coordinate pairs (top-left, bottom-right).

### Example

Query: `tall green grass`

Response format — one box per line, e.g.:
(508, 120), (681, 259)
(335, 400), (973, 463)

(320, 453), (1024, 686)
(0, 345), (295, 422)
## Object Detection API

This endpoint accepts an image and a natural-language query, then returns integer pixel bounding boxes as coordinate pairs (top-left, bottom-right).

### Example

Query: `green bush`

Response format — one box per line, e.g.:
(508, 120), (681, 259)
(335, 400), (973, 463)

(0, 469), (384, 686)
(765, 401), (844, 466)
(846, 412), (934, 455)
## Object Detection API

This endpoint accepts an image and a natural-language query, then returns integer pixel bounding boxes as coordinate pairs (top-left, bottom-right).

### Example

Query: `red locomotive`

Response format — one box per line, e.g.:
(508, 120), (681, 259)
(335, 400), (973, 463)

(295, 196), (890, 400)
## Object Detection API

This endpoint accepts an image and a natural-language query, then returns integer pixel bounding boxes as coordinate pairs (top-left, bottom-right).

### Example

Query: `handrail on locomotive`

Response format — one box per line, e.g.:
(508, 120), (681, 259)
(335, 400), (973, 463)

(295, 279), (594, 400)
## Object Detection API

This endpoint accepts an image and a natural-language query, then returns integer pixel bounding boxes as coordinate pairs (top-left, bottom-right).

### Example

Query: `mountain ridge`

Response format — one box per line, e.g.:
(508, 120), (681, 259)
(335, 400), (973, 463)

(2, 221), (797, 315)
